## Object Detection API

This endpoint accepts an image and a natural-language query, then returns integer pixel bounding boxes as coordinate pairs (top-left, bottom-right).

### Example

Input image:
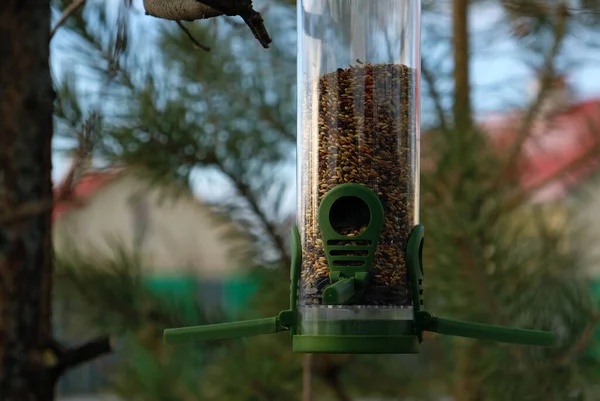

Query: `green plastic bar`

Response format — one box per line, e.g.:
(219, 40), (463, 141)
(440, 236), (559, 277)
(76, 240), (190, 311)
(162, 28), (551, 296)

(164, 317), (280, 345)
(425, 317), (554, 346)
(323, 278), (356, 305)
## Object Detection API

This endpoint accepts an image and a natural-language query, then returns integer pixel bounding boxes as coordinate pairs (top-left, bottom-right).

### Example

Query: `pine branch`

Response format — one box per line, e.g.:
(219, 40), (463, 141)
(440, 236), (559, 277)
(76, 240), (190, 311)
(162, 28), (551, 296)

(558, 313), (600, 365)
(502, 1), (600, 24)
(454, 236), (527, 364)
(50, 0), (86, 40)
(421, 57), (448, 132)
(214, 159), (290, 265)
(53, 336), (113, 375)
(456, 237), (502, 318)
(501, 132), (600, 213)
(54, 112), (100, 202)
(175, 20), (211, 51)
(258, 106), (296, 143)
(500, 4), (569, 178)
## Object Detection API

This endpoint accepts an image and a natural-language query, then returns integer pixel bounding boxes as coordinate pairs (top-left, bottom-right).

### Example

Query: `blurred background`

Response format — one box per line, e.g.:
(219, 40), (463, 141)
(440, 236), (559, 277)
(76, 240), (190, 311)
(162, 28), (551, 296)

(48, 0), (600, 400)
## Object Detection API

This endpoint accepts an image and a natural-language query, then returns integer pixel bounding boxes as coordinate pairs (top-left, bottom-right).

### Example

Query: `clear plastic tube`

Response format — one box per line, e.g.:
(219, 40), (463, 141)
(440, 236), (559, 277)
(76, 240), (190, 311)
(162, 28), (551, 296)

(297, 0), (421, 333)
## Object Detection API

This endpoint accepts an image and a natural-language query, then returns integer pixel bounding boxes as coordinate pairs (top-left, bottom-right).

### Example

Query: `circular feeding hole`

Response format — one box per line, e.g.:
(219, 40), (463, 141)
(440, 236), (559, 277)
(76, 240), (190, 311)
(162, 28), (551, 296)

(329, 195), (370, 236)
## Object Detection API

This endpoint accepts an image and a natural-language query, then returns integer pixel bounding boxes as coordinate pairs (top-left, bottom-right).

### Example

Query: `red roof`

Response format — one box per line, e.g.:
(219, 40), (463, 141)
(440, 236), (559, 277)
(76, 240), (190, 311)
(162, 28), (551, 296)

(481, 98), (600, 202)
(52, 168), (123, 222)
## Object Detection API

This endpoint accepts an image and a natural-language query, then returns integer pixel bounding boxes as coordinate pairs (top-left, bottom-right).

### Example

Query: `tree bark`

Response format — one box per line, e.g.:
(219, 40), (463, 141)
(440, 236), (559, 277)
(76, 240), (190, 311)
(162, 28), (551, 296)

(0, 1), (56, 400)
(450, 2), (477, 398)
(452, 0), (472, 133)
(302, 354), (313, 401)
(453, 342), (484, 401)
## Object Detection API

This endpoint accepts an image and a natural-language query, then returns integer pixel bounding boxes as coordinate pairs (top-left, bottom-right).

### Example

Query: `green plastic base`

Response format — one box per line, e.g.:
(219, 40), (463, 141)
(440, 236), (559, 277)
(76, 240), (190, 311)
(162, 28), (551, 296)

(292, 311), (419, 353)
(296, 316), (414, 334)
(292, 334), (420, 354)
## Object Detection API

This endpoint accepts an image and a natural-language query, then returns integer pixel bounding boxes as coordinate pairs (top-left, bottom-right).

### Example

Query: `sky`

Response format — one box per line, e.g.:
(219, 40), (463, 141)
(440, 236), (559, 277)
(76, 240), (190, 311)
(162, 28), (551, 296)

(50, 0), (600, 200)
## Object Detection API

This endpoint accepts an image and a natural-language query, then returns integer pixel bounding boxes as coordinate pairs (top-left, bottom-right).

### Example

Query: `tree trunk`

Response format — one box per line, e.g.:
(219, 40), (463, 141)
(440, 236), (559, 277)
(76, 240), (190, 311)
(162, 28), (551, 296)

(453, 342), (484, 401)
(302, 354), (313, 401)
(0, 1), (56, 400)
(452, 0), (472, 133)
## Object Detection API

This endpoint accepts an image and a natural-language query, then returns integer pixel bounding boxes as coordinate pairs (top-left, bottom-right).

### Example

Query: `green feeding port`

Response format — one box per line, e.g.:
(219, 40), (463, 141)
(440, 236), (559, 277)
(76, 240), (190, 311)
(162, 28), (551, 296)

(329, 195), (371, 234)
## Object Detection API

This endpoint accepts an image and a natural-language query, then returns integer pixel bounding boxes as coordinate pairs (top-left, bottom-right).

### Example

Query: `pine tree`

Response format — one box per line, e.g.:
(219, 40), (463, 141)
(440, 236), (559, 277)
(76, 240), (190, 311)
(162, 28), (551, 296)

(51, 1), (600, 400)
(0, 2), (56, 399)
(0, 1), (112, 400)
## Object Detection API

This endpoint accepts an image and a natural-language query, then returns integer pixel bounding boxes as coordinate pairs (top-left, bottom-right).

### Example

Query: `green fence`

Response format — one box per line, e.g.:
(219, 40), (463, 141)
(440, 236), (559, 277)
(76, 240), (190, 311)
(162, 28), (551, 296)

(143, 273), (258, 319)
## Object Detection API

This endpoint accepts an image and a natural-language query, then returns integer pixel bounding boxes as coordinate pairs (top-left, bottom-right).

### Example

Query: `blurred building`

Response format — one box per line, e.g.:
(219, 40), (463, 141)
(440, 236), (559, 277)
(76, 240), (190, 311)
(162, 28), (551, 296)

(52, 163), (255, 398)
(53, 165), (250, 279)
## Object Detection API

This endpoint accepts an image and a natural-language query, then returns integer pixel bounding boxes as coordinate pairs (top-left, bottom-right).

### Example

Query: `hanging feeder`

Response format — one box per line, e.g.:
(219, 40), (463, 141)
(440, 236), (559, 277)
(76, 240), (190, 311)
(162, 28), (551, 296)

(163, 0), (554, 353)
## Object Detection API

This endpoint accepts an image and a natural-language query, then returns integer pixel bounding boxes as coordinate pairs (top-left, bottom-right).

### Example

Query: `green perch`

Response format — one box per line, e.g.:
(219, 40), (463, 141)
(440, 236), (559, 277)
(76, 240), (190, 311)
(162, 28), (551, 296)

(165, 317), (285, 345)
(164, 312), (554, 347)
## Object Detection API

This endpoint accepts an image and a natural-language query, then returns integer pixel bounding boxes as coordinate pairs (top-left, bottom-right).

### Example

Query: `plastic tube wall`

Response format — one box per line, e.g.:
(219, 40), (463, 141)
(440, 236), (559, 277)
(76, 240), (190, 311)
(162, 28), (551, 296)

(296, 0), (421, 334)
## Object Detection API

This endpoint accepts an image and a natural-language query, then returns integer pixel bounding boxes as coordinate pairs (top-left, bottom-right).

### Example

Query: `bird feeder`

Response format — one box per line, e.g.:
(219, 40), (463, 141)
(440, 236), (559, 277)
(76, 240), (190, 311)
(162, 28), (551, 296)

(163, 0), (554, 353)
